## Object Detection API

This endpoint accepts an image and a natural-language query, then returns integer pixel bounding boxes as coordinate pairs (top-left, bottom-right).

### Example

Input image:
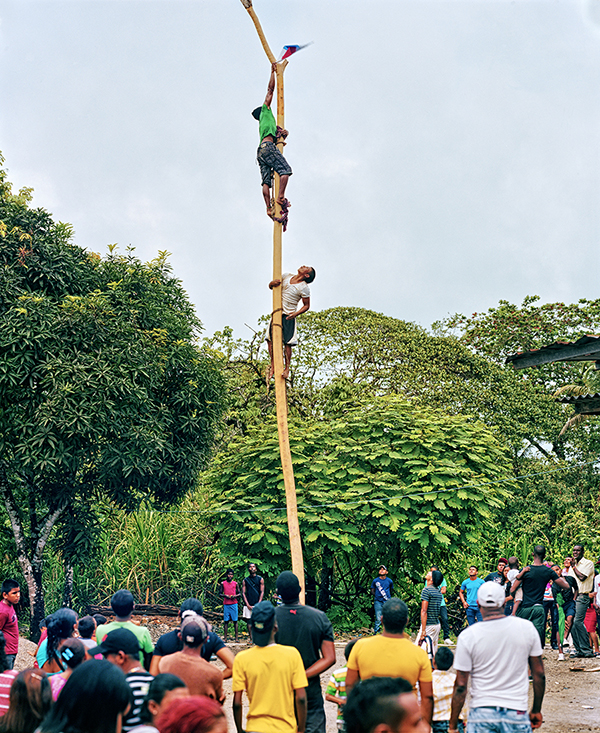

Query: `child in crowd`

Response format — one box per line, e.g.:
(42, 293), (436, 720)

(431, 647), (466, 733)
(325, 640), (358, 731)
(77, 616), (97, 650)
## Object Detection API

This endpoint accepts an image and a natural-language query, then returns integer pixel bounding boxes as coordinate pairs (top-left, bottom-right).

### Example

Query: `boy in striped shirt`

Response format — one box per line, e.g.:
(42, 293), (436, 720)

(325, 640), (357, 731)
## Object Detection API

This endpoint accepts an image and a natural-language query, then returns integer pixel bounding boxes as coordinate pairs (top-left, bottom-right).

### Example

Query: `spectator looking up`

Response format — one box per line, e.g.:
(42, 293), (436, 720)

(459, 566), (484, 626)
(371, 566), (394, 635)
(417, 570), (444, 655)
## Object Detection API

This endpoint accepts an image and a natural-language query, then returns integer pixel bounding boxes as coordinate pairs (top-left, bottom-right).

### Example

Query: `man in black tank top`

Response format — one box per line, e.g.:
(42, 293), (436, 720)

(242, 563), (265, 625)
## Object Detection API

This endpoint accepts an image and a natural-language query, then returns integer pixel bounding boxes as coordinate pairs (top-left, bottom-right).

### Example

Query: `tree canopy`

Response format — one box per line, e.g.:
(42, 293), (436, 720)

(206, 396), (513, 610)
(0, 156), (225, 631)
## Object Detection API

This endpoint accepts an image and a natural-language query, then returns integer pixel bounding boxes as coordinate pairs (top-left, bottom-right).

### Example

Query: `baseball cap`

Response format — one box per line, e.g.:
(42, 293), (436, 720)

(250, 601), (276, 646)
(88, 628), (140, 657)
(180, 614), (209, 646)
(276, 571), (302, 602)
(378, 565), (387, 571)
(477, 581), (506, 608)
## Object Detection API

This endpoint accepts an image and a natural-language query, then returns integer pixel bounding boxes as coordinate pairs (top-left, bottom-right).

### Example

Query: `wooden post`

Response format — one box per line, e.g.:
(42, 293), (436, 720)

(241, 0), (305, 602)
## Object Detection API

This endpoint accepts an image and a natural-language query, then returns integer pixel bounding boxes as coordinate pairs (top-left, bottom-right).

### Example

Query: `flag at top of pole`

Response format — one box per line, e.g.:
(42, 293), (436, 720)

(278, 43), (313, 61)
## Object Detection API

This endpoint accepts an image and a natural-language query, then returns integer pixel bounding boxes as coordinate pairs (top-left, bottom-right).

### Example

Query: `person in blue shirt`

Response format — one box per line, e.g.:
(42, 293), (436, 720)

(459, 566), (485, 625)
(370, 565), (394, 634)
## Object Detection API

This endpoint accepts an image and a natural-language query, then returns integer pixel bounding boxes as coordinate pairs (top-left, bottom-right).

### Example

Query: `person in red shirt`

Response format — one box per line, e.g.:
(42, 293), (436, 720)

(220, 569), (241, 643)
(0, 580), (20, 669)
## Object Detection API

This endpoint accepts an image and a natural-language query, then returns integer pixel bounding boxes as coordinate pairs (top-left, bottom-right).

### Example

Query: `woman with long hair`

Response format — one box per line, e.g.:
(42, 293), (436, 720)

(37, 610), (78, 674)
(0, 669), (52, 733)
(48, 639), (86, 701)
(129, 674), (188, 733)
(155, 696), (226, 733)
(38, 659), (131, 733)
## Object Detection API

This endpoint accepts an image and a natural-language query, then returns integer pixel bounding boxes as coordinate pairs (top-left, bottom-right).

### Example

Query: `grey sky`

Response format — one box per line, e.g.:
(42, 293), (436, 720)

(1, 0), (599, 340)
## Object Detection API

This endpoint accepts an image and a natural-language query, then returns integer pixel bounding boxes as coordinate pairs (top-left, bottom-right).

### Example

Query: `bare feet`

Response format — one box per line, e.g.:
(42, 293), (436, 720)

(276, 197), (290, 208)
(266, 364), (274, 382)
(282, 366), (290, 380)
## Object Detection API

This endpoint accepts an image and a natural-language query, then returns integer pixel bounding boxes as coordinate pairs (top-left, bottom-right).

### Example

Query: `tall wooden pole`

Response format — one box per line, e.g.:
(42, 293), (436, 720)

(240, 0), (305, 602)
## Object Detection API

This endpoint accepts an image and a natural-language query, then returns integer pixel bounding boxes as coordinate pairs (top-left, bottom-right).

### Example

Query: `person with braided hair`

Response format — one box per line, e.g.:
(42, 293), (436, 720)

(36, 608), (78, 674)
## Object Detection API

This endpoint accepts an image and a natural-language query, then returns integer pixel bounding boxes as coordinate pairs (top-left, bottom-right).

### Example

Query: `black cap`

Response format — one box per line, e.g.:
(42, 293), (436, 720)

(276, 571), (301, 602)
(250, 602), (276, 646)
(88, 628), (140, 658)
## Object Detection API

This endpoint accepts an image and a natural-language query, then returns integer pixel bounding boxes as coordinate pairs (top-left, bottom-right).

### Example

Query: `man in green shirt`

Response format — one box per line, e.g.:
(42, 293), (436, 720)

(95, 589), (154, 669)
(252, 63), (292, 218)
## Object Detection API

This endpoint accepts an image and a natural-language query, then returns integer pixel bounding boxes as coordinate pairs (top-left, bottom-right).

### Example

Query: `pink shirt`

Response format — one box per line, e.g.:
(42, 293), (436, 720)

(0, 669), (18, 715)
(0, 602), (19, 655)
(222, 580), (238, 605)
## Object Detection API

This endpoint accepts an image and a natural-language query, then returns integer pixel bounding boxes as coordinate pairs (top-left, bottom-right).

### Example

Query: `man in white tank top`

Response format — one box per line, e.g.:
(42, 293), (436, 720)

(267, 265), (316, 380)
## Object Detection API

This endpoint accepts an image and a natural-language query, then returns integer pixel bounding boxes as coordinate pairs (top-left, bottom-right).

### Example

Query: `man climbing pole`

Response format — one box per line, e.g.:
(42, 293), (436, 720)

(267, 266), (316, 380)
(253, 62), (292, 220)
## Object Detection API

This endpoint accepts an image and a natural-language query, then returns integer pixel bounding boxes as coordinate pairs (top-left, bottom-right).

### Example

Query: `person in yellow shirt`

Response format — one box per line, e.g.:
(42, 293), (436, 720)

(233, 601), (307, 733)
(345, 598), (433, 725)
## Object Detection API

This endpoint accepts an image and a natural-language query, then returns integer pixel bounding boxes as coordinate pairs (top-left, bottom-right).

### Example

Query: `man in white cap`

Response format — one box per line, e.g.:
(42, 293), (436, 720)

(449, 581), (546, 733)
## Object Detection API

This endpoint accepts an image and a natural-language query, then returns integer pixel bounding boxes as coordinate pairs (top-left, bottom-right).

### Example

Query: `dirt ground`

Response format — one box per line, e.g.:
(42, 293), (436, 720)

(219, 640), (600, 733)
(15, 624), (600, 732)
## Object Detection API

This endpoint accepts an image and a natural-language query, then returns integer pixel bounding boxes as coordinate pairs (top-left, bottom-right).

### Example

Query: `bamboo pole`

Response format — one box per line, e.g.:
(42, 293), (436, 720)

(240, 0), (305, 602)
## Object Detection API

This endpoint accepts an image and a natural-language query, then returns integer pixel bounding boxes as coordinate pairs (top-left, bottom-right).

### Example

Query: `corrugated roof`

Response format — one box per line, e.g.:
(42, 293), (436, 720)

(557, 392), (600, 404)
(506, 335), (600, 369)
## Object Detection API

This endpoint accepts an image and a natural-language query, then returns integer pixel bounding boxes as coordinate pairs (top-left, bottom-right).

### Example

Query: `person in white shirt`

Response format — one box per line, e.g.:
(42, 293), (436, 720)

(568, 544), (596, 658)
(267, 266), (315, 380)
(449, 582), (545, 733)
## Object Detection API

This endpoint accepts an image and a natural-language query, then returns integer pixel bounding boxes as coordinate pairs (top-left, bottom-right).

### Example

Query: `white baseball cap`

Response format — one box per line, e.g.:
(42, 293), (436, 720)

(477, 581), (506, 608)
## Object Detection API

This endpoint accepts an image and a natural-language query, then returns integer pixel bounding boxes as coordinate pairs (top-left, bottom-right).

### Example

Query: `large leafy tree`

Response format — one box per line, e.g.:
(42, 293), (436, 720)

(0, 158), (225, 632)
(205, 396), (513, 612)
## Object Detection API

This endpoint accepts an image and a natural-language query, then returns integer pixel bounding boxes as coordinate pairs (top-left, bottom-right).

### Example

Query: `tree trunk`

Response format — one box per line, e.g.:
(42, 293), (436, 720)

(318, 547), (334, 611)
(0, 465), (67, 641)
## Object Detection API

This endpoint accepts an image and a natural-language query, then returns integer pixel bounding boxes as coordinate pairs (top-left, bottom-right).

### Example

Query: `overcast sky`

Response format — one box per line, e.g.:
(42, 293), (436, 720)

(1, 0), (600, 340)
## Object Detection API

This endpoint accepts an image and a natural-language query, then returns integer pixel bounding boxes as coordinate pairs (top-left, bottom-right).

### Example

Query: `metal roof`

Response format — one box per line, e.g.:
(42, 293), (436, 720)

(557, 392), (600, 415)
(505, 335), (600, 370)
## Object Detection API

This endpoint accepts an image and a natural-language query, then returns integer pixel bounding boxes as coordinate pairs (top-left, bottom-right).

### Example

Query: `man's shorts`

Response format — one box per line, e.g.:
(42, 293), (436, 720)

(257, 140), (293, 188)
(223, 604), (238, 622)
(267, 314), (298, 346)
(563, 600), (575, 619)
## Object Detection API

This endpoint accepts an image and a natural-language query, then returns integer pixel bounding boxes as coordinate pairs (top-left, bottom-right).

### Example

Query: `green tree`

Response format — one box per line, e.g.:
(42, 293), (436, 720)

(0, 157), (225, 634)
(205, 396), (513, 612)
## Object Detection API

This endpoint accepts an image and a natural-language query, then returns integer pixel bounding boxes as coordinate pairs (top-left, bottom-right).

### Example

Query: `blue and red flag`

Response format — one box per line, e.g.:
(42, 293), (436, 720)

(277, 43), (313, 61)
